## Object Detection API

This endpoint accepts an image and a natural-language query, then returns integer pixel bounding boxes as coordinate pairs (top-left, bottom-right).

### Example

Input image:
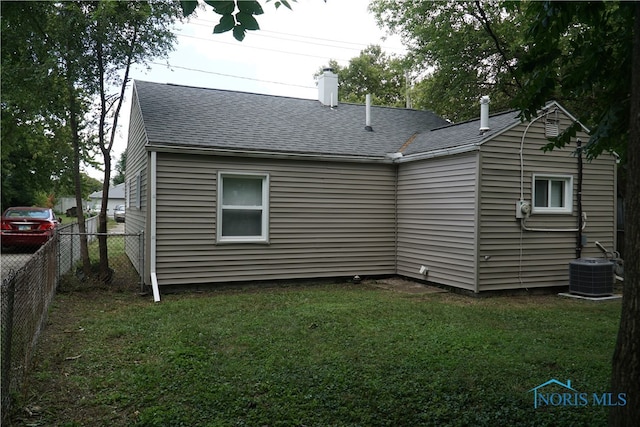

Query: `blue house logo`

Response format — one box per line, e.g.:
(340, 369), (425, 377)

(529, 379), (627, 409)
(529, 379), (581, 409)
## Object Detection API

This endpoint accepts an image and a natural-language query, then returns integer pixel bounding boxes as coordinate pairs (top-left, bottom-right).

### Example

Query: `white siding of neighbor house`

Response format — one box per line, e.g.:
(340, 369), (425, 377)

(477, 115), (616, 291)
(124, 91), (148, 276)
(153, 153), (397, 286)
(396, 153), (479, 291)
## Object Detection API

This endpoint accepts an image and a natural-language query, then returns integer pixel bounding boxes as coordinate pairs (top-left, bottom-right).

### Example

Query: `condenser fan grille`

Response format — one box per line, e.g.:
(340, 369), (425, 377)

(569, 258), (614, 297)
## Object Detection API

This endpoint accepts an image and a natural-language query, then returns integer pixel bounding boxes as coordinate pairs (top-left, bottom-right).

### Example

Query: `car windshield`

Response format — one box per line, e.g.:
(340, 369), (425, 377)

(5, 209), (50, 219)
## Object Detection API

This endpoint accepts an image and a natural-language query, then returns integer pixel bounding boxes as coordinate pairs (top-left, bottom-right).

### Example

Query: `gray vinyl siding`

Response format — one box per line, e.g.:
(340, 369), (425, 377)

(477, 116), (616, 291)
(396, 153), (478, 290)
(124, 90), (148, 276)
(154, 153), (396, 286)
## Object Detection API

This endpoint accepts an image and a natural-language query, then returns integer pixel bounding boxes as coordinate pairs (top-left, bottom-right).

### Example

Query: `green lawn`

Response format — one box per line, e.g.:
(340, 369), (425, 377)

(14, 283), (620, 426)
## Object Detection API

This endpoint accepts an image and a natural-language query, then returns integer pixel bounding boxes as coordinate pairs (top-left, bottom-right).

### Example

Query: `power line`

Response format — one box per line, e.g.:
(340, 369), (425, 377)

(188, 21), (369, 52)
(188, 17), (406, 53)
(175, 33), (352, 62)
(260, 29), (406, 54)
(149, 61), (317, 90)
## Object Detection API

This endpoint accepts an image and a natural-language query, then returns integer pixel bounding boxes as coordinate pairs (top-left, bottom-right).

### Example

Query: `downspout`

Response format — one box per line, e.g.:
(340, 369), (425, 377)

(150, 151), (160, 302)
(473, 149), (482, 293)
(576, 138), (583, 258)
(394, 162), (399, 277)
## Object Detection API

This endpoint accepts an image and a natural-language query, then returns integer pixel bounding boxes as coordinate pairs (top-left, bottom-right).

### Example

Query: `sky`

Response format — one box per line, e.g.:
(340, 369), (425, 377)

(94, 0), (406, 181)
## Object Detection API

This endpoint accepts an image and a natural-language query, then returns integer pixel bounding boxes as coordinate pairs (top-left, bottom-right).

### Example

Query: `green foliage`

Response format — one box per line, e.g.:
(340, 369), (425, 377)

(370, 0), (521, 121)
(371, 0), (634, 160)
(1, 2), (79, 210)
(180, 0), (296, 41)
(112, 149), (127, 185)
(318, 45), (409, 108)
(514, 1), (634, 161)
(17, 284), (621, 426)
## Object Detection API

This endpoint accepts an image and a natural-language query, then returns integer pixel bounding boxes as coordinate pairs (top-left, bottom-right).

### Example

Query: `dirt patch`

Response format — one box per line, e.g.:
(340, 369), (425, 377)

(367, 277), (448, 294)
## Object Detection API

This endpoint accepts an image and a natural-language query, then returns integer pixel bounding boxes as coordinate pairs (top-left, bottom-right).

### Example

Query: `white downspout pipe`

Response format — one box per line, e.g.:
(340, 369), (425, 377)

(150, 151), (160, 302)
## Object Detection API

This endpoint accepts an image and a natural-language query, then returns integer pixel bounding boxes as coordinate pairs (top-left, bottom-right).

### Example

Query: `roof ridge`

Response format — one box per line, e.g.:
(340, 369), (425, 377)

(135, 79), (441, 114)
(134, 79), (316, 103)
(430, 109), (519, 131)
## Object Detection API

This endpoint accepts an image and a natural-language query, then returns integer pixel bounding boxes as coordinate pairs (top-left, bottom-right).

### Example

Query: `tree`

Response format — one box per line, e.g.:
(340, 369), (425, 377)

(113, 149), (127, 185)
(84, 1), (180, 281)
(370, 0), (522, 122)
(316, 45), (408, 108)
(1, 2), (77, 211)
(2, 2), (180, 279)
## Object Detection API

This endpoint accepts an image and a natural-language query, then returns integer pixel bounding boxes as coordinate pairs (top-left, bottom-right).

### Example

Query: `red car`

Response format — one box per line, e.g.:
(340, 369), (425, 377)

(1, 207), (60, 249)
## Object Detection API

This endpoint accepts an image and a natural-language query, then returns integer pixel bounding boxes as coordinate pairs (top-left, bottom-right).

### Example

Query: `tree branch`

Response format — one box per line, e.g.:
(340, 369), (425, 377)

(107, 24), (138, 154)
(473, 0), (522, 90)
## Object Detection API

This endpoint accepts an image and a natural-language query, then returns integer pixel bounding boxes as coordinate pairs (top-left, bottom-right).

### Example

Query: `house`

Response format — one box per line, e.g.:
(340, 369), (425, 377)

(88, 182), (126, 215)
(54, 196), (81, 215)
(125, 73), (616, 301)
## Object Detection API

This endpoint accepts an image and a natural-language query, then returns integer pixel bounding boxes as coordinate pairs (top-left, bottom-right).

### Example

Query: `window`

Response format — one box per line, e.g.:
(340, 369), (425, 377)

(532, 175), (573, 214)
(217, 172), (269, 243)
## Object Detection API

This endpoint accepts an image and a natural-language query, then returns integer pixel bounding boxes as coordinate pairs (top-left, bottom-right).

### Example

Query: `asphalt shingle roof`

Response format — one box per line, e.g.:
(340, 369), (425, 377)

(134, 80), (450, 158)
(88, 182), (125, 199)
(401, 110), (521, 156)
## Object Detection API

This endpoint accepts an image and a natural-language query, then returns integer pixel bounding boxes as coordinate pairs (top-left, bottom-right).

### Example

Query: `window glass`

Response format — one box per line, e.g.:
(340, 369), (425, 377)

(550, 180), (564, 207)
(222, 177), (262, 206)
(221, 210), (262, 236)
(534, 179), (548, 207)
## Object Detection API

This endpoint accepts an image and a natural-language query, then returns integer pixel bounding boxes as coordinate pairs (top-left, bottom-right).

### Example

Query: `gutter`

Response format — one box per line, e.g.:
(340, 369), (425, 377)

(394, 143), (481, 163)
(145, 144), (391, 164)
(147, 141), (485, 166)
(150, 151), (160, 302)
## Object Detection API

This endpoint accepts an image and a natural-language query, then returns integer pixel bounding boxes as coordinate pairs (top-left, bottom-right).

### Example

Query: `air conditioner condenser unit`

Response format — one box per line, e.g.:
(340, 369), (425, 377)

(569, 258), (614, 297)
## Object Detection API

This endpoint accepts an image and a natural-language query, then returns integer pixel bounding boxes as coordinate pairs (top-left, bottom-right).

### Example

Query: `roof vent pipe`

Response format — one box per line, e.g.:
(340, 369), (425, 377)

(318, 68), (338, 107)
(479, 95), (490, 132)
(365, 94), (373, 131)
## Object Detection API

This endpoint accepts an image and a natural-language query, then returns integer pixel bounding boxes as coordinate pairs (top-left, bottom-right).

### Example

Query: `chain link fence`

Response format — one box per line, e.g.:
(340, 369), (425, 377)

(57, 230), (144, 292)
(1, 218), (143, 422)
(1, 234), (58, 423)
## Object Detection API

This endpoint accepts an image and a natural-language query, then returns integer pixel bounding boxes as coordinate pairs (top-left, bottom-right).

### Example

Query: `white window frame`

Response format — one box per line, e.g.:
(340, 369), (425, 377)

(217, 172), (269, 243)
(532, 174), (573, 214)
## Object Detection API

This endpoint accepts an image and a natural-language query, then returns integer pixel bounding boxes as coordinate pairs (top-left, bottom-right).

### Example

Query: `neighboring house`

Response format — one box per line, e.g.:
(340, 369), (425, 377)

(53, 196), (80, 215)
(88, 182), (125, 215)
(126, 75), (616, 300)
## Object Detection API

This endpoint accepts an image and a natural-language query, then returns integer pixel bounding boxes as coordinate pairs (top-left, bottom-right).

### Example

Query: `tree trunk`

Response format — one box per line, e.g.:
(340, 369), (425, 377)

(609, 3), (640, 425)
(95, 32), (111, 283)
(97, 151), (111, 283)
(68, 79), (91, 278)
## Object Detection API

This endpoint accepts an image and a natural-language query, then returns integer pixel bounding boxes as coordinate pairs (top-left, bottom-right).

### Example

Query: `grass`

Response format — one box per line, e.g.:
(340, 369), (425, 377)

(12, 282), (620, 426)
